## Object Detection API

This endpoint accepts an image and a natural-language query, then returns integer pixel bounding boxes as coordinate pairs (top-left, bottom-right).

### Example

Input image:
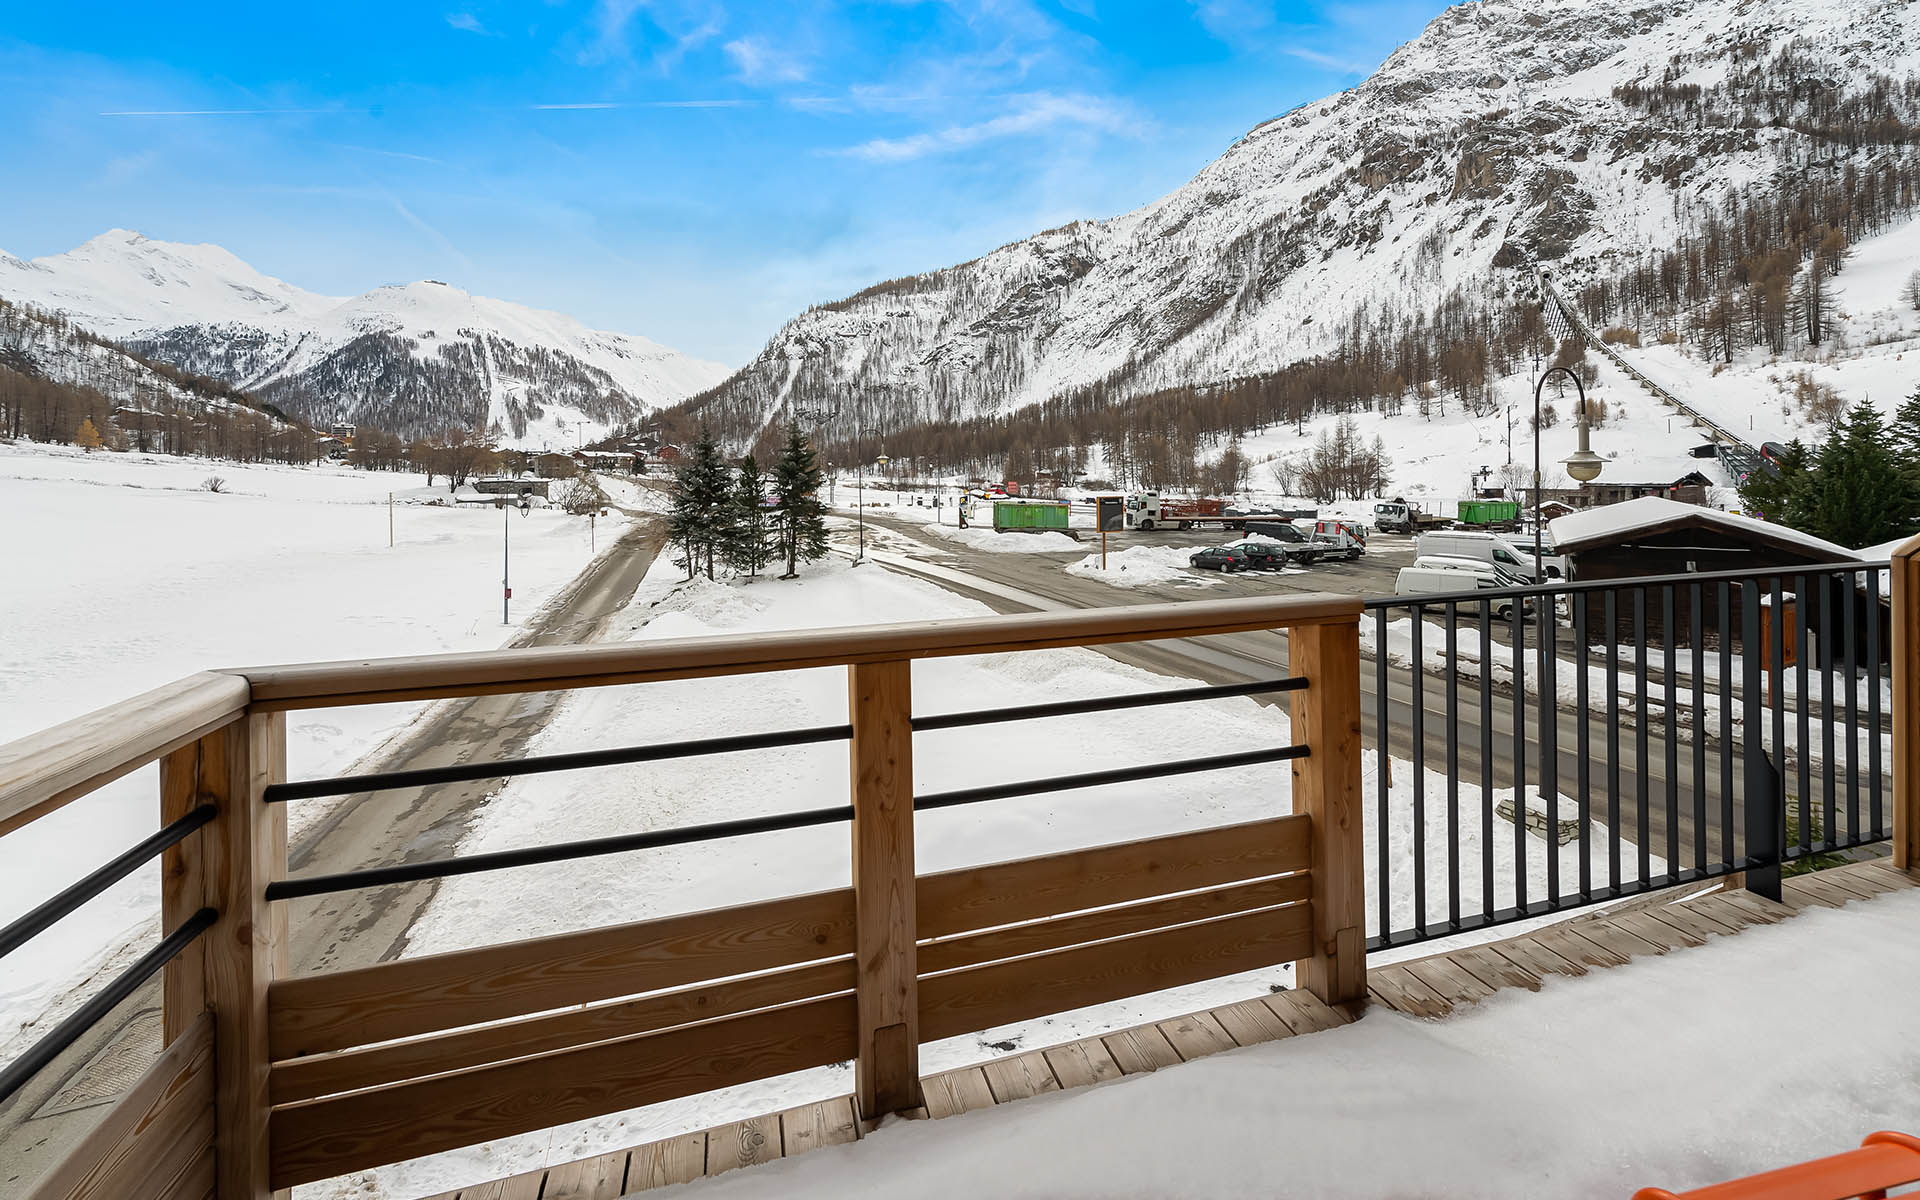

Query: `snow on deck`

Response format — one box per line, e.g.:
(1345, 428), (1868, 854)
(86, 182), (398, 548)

(445, 861), (1917, 1200)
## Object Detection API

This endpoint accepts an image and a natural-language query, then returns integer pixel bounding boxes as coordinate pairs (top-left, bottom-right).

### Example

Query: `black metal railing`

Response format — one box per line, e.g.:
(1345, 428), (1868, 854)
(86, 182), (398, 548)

(1364, 560), (1892, 952)
(262, 673), (1310, 902)
(0, 798), (221, 1105)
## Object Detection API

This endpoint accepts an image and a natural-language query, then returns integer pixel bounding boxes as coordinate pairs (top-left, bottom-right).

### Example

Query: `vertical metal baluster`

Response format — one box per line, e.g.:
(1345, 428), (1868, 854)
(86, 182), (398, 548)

(1375, 605), (1390, 945)
(1820, 573), (1836, 847)
(1663, 586), (1679, 884)
(1770, 576), (1787, 864)
(1541, 584), (1560, 908)
(1633, 587), (1650, 888)
(1795, 574), (1811, 856)
(1742, 579), (1773, 890)
(1411, 606), (1427, 936)
(1446, 601), (1460, 931)
(1842, 567), (1859, 848)
(1512, 583), (1527, 916)
(1605, 588), (1621, 896)
(1480, 599), (1494, 918)
(1718, 582), (1734, 872)
(1575, 590), (1592, 902)
(1690, 582), (1706, 877)
(1867, 567), (1884, 837)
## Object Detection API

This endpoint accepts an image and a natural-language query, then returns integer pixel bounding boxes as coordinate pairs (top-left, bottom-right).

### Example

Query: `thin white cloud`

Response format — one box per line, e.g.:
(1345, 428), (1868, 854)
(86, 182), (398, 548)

(1283, 46), (1372, 74)
(386, 194), (476, 276)
(529, 100), (752, 110)
(445, 12), (492, 35)
(333, 143), (448, 165)
(99, 107), (337, 116)
(836, 91), (1137, 162)
(723, 36), (809, 84)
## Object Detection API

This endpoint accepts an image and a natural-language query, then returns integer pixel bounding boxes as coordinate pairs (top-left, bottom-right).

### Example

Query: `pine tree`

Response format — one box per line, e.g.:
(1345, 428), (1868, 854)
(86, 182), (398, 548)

(1894, 389), (1920, 478)
(1738, 438), (1815, 529)
(74, 417), (103, 452)
(667, 426), (735, 580)
(771, 424), (830, 579)
(725, 454), (775, 578)
(1804, 403), (1917, 548)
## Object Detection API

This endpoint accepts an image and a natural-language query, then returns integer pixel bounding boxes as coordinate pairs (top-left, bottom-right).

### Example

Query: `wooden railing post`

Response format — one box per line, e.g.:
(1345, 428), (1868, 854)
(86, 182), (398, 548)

(198, 710), (290, 1200)
(847, 660), (921, 1120)
(1289, 617), (1366, 1007)
(1894, 537), (1920, 870)
(160, 739), (212, 1047)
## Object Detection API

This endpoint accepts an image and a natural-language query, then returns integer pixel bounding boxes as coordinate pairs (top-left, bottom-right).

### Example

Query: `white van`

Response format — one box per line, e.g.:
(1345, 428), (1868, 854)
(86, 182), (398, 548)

(1416, 530), (1563, 580)
(1393, 565), (1531, 621)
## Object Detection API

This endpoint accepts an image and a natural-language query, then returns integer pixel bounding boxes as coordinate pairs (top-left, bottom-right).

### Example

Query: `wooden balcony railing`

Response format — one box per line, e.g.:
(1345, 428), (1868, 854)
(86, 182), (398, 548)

(1, 593), (1368, 1200)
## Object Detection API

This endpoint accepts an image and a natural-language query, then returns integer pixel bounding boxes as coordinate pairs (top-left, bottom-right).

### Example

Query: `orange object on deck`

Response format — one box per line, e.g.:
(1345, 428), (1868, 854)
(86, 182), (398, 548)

(1634, 1132), (1920, 1200)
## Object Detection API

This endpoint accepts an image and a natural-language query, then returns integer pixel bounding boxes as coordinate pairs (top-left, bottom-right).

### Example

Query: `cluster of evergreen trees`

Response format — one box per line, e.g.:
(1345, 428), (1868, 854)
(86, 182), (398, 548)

(669, 425), (830, 581)
(1739, 392), (1920, 549)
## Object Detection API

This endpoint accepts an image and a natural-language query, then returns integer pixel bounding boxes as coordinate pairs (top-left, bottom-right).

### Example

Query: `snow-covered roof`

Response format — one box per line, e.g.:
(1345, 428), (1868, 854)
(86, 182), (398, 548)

(1547, 496), (1857, 561)
(1856, 535), (1920, 561)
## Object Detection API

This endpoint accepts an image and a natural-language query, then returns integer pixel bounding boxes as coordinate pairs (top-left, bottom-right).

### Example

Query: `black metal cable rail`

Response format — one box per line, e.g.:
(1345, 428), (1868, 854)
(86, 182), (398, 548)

(912, 677), (1305, 732)
(0, 804), (216, 962)
(264, 724), (855, 803)
(265, 803), (856, 900)
(0, 907), (216, 1107)
(916, 745), (1308, 811)
(266, 744), (1311, 899)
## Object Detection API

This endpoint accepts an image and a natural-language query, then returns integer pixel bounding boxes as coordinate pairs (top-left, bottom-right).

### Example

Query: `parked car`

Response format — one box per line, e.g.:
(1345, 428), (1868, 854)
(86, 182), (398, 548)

(1415, 530), (1563, 580)
(1190, 545), (1251, 573)
(1237, 542), (1290, 571)
(1244, 522), (1324, 564)
(1393, 564), (1534, 621)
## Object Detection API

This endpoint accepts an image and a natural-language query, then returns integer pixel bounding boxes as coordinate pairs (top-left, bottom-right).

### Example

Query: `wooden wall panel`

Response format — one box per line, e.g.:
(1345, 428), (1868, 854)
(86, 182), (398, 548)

(26, 1014), (214, 1200)
(270, 995), (856, 1190)
(917, 813), (1310, 940)
(919, 902), (1315, 1042)
(269, 887), (855, 1057)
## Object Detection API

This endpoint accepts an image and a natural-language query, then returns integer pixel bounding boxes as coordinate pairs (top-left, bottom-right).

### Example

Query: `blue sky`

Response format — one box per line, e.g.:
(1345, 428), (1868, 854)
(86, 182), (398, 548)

(0, 1), (1447, 365)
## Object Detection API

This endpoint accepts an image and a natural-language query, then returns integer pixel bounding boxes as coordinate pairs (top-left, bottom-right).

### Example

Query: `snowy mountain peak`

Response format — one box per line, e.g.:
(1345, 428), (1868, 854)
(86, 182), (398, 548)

(0, 232), (729, 446)
(678, 0), (1920, 449)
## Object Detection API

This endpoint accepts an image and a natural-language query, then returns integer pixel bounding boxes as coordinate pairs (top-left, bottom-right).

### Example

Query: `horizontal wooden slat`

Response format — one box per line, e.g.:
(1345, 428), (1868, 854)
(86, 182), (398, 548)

(917, 813), (1311, 940)
(27, 1014), (215, 1200)
(270, 887), (855, 1058)
(237, 594), (1361, 710)
(271, 957), (855, 1104)
(918, 873), (1310, 974)
(0, 673), (249, 837)
(919, 902), (1315, 1042)
(270, 994), (856, 1190)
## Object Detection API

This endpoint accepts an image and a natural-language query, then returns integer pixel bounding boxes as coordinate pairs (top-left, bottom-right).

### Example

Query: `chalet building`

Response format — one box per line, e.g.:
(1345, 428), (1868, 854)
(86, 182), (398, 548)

(1549, 496), (1885, 663)
(1526, 470), (1715, 512)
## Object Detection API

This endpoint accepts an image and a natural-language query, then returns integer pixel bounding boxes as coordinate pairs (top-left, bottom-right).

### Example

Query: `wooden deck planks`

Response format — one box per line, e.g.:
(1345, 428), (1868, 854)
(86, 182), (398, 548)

(1157, 1012), (1237, 1062)
(539, 1149), (626, 1200)
(626, 1132), (707, 1192)
(1043, 1039), (1125, 1089)
(981, 1052), (1061, 1103)
(920, 1066), (997, 1118)
(708, 1114), (783, 1177)
(779, 1097), (859, 1157)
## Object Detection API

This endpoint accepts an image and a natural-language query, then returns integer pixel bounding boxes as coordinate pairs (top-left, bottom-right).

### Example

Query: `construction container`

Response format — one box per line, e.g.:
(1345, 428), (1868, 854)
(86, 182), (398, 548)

(1456, 499), (1521, 527)
(992, 500), (1071, 532)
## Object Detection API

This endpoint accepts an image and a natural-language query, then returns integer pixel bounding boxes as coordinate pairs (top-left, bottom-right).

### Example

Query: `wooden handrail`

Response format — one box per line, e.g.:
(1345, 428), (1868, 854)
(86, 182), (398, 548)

(231, 593), (1362, 710)
(0, 672), (250, 837)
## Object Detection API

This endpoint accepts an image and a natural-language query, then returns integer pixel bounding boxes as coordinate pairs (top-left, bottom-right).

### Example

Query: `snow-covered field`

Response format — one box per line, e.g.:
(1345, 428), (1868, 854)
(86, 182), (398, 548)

(318, 551), (1643, 1200)
(632, 886), (1920, 1200)
(0, 444), (628, 1046)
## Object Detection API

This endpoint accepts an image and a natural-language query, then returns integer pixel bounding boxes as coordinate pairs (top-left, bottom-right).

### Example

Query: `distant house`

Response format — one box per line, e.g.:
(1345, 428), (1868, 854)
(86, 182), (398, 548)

(471, 477), (550, 499)
(575, 450), (639, 474)
(532, 453), (578, 479)
(329, 423), (357, 441)
(1526, 470), (1715, 512)
(1548, 496), (1882, 662)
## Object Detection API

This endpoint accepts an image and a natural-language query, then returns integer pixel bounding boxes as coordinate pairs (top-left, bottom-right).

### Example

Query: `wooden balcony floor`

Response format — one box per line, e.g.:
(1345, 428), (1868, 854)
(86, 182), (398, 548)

(419, 857), (1918, 1200)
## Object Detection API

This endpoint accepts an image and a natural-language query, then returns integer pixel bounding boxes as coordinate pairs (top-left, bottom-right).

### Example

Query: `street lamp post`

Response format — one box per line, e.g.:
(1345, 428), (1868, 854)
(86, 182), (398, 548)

(500, 488), (532, 624)
(1531, 365), (1605, 583)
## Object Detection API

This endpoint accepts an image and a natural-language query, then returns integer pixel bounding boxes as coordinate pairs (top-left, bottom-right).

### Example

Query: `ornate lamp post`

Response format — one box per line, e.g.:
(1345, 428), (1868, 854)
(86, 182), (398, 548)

(1532, 365), (1604, 584)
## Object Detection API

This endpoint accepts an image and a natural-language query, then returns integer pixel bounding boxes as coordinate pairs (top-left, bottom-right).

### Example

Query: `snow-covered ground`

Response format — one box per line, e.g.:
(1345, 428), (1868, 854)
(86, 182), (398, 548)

(315, 551), (1644, 1200)
(629, 886), (1920, 1200)
(0, 443), (629, 1047)
(1602, 216), (1920, 449)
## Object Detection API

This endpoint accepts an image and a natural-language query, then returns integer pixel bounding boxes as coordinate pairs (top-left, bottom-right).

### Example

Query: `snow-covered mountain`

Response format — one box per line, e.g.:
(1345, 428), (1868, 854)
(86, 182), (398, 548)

(0, 231), (730, 446)
(683, 0), (1920, 446)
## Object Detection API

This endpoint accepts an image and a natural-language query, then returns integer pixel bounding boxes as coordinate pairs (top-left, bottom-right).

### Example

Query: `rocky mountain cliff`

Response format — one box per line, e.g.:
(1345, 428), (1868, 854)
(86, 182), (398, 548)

(0, 231), (730, 446)
(677, 0), (1920, 449)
